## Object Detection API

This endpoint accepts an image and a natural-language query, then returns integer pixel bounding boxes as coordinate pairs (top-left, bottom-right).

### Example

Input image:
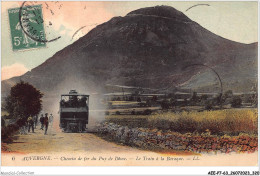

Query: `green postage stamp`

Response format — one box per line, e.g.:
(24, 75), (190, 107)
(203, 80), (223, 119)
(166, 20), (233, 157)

(8, 4), (46, 51)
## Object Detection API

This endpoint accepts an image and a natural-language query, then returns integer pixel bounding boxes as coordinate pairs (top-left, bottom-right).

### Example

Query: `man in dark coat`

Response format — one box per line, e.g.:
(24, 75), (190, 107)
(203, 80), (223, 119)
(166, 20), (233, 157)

(27, 115), (34, 133)
(44, 113), (49, 135)
(40, 114), (44, 130)
(17, 117), (27, 134)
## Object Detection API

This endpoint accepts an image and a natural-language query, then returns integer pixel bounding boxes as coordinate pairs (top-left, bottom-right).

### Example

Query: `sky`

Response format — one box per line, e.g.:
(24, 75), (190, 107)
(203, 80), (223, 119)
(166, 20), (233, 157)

(1, 1), (258, 80)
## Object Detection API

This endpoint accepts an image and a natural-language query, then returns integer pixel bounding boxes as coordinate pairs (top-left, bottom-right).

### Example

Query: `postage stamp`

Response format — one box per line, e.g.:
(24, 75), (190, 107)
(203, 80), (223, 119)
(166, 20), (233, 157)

(8, 4), (46, 51)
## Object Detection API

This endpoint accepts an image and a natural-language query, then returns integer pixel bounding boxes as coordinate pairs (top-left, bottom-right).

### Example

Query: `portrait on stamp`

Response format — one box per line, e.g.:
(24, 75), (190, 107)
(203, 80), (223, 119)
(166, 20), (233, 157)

(8, 4), (46, 50)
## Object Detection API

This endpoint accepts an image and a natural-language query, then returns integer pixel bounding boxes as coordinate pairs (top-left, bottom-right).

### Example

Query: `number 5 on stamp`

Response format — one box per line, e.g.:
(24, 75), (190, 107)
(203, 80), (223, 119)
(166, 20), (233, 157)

(8, 4), (46, 51)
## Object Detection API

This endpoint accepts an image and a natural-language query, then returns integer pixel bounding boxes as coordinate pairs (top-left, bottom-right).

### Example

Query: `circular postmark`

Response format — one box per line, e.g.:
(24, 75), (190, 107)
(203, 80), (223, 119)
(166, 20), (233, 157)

(19, 1), (61, 43)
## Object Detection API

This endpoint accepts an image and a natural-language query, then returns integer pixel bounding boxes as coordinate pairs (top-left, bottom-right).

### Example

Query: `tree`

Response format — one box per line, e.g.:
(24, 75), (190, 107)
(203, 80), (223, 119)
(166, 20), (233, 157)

(216, 93), (223, 106)
(167, 93), (175, 98)
(143, 109), (152, 115)
(161, 99), (170, 109)
(205, 100), (213, 110)
(224, 90), (233, 98)
(128, 95), (134, 101)
(152, 95), (158, 102)
(231, 96), (242, 108)
(170, 97), (177, 107)
(183, 98), (188, 106)
(4, 81), (43, 120)
(190, 92), (198, 105)
(200, 95), (208, 106)
(201, 94), (208, 101)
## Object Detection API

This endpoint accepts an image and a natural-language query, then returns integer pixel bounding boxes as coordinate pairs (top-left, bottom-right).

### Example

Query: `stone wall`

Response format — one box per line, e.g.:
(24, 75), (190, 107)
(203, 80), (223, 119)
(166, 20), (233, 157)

(97, 122), (258, 154)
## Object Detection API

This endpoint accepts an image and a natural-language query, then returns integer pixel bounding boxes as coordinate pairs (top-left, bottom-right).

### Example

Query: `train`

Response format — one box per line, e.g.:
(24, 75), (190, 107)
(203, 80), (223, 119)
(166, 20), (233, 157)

(59, 90), (89, 132)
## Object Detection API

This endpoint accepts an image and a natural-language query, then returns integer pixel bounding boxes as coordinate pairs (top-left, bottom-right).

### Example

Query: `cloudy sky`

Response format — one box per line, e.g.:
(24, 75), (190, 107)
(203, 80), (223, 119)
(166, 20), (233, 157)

(1, 1), (258, 80)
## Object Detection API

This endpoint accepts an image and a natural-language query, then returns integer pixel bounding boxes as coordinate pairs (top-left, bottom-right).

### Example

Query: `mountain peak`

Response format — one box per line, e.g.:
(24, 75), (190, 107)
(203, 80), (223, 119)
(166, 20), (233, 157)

(127, 5), (190, 21)
(1, 5), (257, 96)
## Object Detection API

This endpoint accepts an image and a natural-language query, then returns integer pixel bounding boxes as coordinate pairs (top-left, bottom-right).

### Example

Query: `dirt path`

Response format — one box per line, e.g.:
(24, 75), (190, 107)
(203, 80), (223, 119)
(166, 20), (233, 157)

(2, 126), (144, 154)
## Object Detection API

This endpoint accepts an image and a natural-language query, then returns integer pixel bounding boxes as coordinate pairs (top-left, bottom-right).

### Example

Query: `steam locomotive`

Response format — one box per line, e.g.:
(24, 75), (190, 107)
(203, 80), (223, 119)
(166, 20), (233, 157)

(59, 90), (89, 132)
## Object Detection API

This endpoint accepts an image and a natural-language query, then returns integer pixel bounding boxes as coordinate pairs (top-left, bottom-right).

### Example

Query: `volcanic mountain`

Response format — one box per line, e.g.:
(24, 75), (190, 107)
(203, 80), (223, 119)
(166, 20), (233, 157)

(2, 6), (257, 97)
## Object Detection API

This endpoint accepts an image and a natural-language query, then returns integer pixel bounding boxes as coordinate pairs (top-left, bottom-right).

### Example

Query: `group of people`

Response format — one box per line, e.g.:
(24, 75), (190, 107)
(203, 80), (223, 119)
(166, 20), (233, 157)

(19, 113), (53, 135)
(60, 96), (87, 108)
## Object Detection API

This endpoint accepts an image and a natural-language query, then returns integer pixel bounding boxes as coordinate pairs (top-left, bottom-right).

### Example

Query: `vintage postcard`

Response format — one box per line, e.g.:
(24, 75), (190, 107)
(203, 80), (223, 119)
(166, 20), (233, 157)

(1, 0), (259, 171)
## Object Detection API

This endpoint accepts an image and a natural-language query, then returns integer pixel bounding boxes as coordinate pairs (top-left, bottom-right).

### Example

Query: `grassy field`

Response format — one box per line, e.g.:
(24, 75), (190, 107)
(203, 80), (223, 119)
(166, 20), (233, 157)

(106, 108), (258, 135)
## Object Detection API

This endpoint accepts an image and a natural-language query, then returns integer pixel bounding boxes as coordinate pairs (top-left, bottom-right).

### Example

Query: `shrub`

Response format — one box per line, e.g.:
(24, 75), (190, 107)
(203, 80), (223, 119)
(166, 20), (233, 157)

(231, 96), (242, 108)
(161, 100), (170, 109)
(205, 101), (213, 110)
(143, 109), (152, 115)
(1, 123), (20, 143)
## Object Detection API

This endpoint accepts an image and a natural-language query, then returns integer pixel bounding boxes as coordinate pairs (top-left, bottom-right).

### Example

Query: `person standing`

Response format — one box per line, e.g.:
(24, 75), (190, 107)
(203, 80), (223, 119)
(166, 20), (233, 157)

(44, 113), (49, 135)
(34, 115), (38, 129)
(49, 114), (53, 124)
(48, 114), (54, 133)
(27, 115), (34, 133)
(17, 117), (27, 135)
(40, 114), (44, 130)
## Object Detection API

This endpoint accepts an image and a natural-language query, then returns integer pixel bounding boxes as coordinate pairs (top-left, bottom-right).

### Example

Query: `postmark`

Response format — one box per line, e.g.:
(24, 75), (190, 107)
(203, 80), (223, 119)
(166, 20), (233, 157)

(8, 4), (46, 51)
(19, 1), (61, 43)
